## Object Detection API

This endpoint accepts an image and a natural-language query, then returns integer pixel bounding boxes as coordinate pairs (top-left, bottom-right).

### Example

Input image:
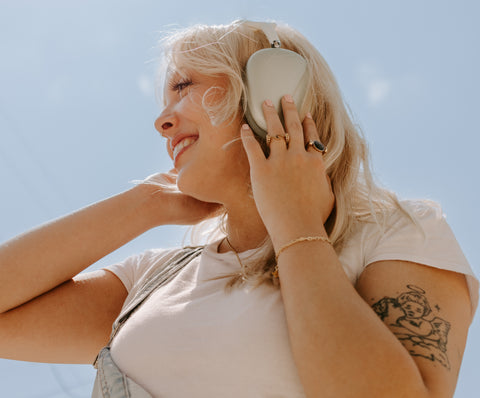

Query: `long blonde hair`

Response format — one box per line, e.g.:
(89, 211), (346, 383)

(156, 20), (400, 287)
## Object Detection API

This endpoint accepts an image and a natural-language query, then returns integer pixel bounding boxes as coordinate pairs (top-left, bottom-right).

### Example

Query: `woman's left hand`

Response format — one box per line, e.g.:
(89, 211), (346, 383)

(240, 95), (335, 250)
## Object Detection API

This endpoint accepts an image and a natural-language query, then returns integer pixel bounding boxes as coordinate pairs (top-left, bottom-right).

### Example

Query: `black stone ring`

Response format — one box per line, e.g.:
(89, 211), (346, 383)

(305, 140), (327, 154)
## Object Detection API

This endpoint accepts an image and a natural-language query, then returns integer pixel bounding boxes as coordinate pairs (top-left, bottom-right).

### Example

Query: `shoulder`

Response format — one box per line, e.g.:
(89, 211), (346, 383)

(105, 246), (202, 293)
(342, 199), (468, 269)
(104, 245), (205, 316)
(367, 199), (468, 270)
(383, 199), (446, 233)
(339, 199), (478, 307)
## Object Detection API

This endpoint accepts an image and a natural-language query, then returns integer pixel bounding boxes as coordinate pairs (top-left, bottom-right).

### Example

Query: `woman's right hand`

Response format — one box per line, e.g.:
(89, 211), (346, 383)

(139, 170), (222, 227)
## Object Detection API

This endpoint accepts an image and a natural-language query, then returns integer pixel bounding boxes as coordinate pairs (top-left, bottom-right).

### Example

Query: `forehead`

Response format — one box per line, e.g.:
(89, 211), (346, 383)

(165, 63), (189, 80)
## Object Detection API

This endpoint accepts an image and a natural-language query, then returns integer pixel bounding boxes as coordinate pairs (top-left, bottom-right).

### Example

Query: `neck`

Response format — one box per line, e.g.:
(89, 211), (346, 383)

(218, 197), (268, 254)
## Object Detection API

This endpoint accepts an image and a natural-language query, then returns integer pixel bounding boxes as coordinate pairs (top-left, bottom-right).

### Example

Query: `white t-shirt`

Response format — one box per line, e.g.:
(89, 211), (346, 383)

(106, 200), (478, 397)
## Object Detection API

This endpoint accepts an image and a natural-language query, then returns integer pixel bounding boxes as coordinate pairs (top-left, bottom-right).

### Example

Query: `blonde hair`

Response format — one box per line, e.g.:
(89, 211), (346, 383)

(156, 20), (401, 288)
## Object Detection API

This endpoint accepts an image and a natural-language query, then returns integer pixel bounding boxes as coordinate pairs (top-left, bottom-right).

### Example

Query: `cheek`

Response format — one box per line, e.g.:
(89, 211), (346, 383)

(234, 145), (251, 174)
(179, 93), (206, 118)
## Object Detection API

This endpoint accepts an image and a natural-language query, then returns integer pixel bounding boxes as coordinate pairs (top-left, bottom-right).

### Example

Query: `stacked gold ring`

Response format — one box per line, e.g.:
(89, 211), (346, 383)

(266, 133), (290, 147)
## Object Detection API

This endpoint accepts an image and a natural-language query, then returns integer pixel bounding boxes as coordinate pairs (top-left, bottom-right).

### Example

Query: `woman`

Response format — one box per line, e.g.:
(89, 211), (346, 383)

(0, 20), (477, 397)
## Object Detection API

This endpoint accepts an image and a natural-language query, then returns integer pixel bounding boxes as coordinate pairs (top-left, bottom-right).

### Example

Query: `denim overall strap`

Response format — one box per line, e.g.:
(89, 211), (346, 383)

(92, 246), (204, 397)
(92, 347), (152, 398)
(107, 246), (204, 346)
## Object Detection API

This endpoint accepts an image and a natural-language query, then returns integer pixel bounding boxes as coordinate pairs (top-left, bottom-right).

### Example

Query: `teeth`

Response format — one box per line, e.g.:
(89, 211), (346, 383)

(173, 137), (197, 160)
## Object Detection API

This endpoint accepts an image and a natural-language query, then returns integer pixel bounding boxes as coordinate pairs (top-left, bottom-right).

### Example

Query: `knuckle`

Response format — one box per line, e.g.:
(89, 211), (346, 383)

(285, 119), (302, 132)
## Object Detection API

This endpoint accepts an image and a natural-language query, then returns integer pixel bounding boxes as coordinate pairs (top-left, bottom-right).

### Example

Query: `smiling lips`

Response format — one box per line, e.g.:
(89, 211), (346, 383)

(172, 136), (198, 162)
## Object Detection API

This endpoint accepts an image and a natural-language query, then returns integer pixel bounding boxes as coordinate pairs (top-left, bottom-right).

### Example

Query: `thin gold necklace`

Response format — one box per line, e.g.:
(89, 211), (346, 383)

(224, 236), (247, 281)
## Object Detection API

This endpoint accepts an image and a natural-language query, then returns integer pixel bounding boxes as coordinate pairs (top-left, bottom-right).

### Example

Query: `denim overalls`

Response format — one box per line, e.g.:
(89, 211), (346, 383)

(91, 247), (203, 398)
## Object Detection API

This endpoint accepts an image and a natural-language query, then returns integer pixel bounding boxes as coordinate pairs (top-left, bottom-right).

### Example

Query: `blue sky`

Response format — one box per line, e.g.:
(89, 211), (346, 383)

(0, 0), (479, 396)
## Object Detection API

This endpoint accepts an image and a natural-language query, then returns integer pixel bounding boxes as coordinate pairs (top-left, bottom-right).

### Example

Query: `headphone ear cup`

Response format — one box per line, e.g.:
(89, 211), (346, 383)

(244, 48), (309, 138)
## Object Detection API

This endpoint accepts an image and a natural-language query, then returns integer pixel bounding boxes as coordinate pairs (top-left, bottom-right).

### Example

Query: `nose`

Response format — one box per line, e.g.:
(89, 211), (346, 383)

(154, 109), (178, 160)
(154, 109), (178, 138)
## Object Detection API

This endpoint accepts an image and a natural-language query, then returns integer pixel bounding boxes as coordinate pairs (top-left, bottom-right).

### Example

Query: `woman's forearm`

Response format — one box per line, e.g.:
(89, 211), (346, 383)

(277, 242), (429, 398)
(0, 184), (160, 313)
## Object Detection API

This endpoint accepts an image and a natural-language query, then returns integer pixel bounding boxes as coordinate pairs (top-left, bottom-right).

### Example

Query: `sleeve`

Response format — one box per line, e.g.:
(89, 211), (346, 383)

(104, 248), (182, 293)
(105, 252), (144, 293)
(364, 200), (479, 315)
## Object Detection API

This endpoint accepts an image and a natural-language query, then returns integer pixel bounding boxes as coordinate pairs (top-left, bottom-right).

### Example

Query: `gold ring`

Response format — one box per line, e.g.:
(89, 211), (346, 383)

(305, 140), (327, 154)
(266, 133), (290, 148)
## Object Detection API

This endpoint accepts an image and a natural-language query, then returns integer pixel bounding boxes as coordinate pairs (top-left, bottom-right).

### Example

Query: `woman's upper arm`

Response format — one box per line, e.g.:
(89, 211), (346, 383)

(0, 269), (128, 365)
(356, 260), (473, 398)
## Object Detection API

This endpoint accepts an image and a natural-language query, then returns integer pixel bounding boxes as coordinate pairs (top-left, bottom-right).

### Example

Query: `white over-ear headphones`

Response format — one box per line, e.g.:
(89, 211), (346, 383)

(242, 21), (309, 138)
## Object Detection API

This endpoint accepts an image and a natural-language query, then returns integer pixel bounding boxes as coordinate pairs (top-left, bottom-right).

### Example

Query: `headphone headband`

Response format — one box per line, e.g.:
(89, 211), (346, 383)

(242, 21), (281, 48)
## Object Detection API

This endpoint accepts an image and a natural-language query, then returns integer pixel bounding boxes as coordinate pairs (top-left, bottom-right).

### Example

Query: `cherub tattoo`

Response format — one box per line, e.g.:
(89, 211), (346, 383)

(372, 285), (451, 369)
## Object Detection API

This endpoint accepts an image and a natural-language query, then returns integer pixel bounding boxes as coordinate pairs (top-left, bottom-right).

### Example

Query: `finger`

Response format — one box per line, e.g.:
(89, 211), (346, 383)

(302, 112), (320, 145)
(240, 124), (265, 167)
(302, 112), (329, 157)
(262, 99), (288, 151)
(281, 94), (304, 149)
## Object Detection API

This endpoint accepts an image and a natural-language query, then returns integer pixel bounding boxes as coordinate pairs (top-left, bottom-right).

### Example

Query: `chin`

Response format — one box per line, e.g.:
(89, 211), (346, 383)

(176, 167), (219, 203)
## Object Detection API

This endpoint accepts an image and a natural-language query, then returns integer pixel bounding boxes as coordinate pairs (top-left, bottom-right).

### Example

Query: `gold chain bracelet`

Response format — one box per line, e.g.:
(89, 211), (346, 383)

(272, 236), (332, 278)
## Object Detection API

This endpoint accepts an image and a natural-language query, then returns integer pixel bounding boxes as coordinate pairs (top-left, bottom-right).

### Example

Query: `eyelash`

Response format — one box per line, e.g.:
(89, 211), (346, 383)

(170, 79), (193, 94)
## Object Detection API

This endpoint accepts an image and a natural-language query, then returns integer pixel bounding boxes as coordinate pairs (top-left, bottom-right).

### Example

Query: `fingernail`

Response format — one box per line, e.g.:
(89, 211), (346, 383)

(305, 112), (312, 119)
(241, 124), (250, 131)
(284, 94), (294, 103)
(264, 99), (274, 107)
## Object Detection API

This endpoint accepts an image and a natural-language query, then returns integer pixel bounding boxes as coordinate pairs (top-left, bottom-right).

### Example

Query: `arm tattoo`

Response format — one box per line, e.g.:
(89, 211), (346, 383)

(371, 284), (451, 370)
